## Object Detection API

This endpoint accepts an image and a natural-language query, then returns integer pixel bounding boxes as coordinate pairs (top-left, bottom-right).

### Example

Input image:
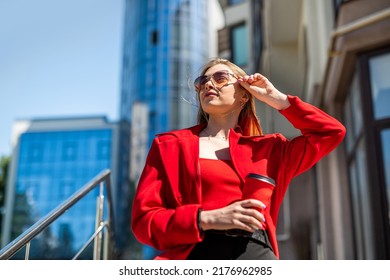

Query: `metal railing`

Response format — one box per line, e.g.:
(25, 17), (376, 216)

(0, 169), (117, 260)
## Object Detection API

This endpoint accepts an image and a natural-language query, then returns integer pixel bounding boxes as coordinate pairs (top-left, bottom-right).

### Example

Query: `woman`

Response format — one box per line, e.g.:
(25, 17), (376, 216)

(131, 58), (346, 260)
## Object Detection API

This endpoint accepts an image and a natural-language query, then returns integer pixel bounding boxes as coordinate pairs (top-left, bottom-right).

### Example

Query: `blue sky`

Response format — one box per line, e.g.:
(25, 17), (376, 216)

(0, 0), (124, 157)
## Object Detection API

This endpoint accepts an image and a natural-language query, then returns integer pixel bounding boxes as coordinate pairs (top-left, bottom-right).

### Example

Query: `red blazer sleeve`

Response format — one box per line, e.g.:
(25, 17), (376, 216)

(131, 138), (202, 251)
(267, 95), (346, 228)
(278, 95), (346, 179)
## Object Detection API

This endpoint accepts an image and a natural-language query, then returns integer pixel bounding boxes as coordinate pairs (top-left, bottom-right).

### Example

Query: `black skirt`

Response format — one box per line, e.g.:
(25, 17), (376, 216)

(187, 230), (277, 260)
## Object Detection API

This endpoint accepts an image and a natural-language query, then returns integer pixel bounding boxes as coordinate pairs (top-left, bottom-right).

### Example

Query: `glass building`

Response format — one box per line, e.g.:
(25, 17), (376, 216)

(1, 117), (119, 259)
(119, 0), (211, 259)
(120, 0), (210, 140)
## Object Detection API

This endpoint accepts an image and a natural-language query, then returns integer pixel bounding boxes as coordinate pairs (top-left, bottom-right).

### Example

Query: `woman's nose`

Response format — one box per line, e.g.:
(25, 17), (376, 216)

(204, 79), (214, 89)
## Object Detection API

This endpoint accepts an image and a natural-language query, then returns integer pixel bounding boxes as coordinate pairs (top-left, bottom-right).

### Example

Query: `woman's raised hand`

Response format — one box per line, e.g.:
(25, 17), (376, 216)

(237, 73), (290, 110)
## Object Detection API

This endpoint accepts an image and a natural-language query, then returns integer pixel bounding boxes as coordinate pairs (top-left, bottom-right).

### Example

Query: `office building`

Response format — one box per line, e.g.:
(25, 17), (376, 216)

(1, 116), (119, 259)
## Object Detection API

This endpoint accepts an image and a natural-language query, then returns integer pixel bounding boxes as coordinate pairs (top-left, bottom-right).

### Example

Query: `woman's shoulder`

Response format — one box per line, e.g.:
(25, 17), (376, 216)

(155, 124), (202, 143)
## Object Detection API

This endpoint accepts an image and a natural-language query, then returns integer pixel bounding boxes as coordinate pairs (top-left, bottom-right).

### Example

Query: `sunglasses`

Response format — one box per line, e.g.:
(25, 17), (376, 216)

(194, 70), (237, 92)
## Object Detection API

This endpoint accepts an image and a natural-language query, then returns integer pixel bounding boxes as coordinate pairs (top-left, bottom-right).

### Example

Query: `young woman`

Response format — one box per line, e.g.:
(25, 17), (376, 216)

(131, 58), (346, 260)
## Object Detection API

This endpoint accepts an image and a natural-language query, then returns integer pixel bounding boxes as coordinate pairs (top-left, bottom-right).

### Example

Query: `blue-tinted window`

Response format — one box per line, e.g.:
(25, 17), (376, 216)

(62, 142), (77, 161)
(231, 24), (248, 67)
(97, 140), (111, 161)
(228, 0), (245, 5)
(28, 143), (43, 162)
(381, 129), (390, 217)
(368, 52), (390, 120)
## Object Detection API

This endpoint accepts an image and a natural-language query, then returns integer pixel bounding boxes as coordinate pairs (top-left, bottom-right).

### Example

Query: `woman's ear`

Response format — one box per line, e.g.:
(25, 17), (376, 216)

(241, 94), (249, 104)
(240, 94), (249, 107)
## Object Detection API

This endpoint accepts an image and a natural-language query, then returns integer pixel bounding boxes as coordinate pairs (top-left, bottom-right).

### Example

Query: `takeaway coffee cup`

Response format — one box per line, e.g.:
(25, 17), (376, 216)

(242, 173), (275, 209)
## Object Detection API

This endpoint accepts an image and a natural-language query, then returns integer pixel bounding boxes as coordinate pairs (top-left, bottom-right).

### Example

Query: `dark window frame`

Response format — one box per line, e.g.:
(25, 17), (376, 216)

(357, 46), (390, 259)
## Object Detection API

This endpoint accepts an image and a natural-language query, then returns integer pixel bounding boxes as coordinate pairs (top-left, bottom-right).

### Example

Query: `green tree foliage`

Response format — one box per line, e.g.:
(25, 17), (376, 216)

(0, 156), (10, 241)
(0, 156), (9, 205)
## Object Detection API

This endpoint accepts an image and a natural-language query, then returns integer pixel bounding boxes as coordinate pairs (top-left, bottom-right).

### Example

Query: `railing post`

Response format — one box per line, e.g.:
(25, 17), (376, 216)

(103, 228), (109, 260)
(24, 242), (31, 260)
(93, 181), (105, 260)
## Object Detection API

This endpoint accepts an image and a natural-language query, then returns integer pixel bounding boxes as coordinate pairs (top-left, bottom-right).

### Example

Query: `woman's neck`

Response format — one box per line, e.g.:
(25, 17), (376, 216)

(204, 117), (237, 138)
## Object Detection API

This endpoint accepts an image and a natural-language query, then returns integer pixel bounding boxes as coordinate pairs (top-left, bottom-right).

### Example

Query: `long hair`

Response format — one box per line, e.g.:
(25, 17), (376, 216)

(196, 58), (263, 136)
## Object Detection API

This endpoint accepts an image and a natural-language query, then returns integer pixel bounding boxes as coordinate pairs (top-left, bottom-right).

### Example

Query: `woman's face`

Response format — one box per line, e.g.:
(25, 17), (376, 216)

(197, 64), (245, 117)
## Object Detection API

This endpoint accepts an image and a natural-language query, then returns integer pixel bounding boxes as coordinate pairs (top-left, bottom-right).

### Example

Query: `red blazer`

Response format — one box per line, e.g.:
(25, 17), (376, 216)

(131, 95), (346, 259)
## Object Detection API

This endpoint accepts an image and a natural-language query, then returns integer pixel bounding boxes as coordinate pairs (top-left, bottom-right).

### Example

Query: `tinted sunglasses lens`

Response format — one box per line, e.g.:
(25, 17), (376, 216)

(194, 75), (207, 91)
(212, 71), (229, 86)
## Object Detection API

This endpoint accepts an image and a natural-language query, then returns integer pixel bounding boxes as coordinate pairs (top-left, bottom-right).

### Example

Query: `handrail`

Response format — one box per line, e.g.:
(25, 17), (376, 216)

(0, 169), (116, 260)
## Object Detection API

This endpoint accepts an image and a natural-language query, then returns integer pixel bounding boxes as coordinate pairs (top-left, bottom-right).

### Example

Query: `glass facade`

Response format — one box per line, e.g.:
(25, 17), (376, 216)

(120, 0), (209, 145)
(10, 129), (112, 259)
(120, 0), (210, 259)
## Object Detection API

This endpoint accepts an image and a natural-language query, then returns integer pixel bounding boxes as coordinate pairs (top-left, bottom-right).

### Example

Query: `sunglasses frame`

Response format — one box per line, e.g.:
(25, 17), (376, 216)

(194, 70), (237, 92)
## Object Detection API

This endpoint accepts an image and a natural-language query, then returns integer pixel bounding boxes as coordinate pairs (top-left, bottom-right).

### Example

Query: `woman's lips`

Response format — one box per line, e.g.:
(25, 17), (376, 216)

(204, 91), (219, 97)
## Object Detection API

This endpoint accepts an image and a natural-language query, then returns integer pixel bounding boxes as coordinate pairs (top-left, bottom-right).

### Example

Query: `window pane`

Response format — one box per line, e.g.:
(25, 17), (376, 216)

(381, 129), (390, 225)
(369, 52), (390, 120)
(229, 0), (245, 5)
(349, 137), (375, 258)
(344, 70), (362, 153)
(351, 73), (363, 138)
(232, 24), (248, 66)
(344, 93), (354, 153)
(356, 138), (375, 259)
(349, 158), (365, 258)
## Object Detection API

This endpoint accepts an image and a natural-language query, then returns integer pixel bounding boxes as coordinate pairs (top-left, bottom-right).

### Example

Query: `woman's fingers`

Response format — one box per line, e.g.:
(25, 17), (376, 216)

(239, 73), (266, 84)
(240, 198), (266, 210)
(237, 76), (268, 97)
(237, 213), (264, 231)
(231, 199), (266, 229)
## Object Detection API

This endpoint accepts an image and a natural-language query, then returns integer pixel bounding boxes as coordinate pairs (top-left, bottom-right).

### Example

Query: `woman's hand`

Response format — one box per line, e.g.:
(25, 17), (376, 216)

(199, 199), (266, 232)
(237, 73), (290, 110)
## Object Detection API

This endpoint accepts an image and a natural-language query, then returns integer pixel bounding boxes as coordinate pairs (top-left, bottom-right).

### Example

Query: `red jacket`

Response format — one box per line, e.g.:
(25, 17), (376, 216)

(131, 95), (346, 259)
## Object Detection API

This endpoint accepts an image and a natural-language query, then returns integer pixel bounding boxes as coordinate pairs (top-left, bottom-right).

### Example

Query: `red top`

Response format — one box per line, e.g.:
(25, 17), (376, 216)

(200, 158), (267, 230)
(199, 158), (242, 210)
